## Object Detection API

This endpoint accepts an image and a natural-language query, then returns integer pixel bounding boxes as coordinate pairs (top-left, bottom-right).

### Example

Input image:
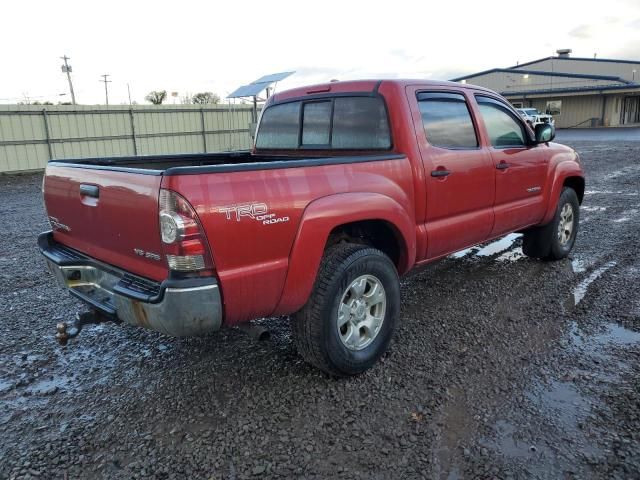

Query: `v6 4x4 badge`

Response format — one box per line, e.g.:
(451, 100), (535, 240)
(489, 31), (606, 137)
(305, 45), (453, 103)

(217, 202), (289, 225)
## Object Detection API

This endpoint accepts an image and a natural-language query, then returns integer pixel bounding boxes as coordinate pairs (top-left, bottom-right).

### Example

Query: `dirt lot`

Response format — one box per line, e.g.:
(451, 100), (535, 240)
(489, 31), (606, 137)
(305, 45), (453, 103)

(1, 133), (639, 479)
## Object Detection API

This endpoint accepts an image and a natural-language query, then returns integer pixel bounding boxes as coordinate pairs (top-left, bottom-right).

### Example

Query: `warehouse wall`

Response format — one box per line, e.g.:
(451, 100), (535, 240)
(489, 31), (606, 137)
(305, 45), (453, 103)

(603, 94), (624, 127)
(526, 95), (605, 128)
(0, 104), (256, 173)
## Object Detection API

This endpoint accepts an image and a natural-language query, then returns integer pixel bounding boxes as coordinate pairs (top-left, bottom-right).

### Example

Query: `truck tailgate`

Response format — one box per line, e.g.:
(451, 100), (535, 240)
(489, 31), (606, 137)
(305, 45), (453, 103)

(43, 165), (168, 282)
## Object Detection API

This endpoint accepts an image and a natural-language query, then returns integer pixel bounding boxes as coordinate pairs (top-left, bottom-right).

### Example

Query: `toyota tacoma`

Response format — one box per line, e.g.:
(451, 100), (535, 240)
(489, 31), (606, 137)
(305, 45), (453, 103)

(39, 79), (584, 376)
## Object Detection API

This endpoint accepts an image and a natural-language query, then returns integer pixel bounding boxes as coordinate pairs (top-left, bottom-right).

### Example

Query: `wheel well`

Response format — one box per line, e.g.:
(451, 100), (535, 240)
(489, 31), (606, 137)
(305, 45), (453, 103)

(563, 176), (585, 204)
(327, 220), (403, 269)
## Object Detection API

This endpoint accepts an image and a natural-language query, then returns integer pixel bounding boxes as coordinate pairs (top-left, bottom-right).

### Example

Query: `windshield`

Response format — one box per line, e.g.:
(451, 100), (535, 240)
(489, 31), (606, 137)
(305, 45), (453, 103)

(523, 109), (539, 116)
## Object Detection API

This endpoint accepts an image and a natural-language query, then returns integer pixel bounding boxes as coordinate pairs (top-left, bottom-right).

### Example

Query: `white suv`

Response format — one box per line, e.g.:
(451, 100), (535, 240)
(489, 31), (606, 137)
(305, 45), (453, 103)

(516, 108), (555, 128)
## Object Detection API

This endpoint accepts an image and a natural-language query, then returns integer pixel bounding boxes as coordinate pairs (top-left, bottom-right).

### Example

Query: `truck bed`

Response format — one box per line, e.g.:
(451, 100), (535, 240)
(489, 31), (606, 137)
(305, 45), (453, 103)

(49, 151), (404, 175)
(50, 151), (257, 171)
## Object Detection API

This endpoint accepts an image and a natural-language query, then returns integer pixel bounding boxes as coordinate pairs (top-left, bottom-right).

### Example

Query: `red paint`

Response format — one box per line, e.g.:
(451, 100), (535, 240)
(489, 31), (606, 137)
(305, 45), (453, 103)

(44, 168), (168, 281)
(43, 79), (585, 326)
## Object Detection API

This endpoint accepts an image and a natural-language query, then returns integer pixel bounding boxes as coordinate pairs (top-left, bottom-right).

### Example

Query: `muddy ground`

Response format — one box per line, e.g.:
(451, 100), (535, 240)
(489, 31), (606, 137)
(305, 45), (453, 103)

(0, 133), (639, 479)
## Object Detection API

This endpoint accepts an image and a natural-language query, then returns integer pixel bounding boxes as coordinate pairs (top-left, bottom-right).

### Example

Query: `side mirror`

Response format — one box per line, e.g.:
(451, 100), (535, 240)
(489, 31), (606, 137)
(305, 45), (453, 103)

(535, 123), (555, 143)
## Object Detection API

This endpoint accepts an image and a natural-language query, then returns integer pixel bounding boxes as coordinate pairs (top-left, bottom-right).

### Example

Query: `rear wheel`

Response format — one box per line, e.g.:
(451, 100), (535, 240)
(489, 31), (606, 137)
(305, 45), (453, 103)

(291, 243), (400, 377)
(523, 187), (580, 260)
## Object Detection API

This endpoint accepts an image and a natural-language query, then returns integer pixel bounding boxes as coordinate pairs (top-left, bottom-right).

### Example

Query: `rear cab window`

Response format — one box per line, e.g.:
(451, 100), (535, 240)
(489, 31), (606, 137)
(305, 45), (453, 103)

(417, 92), (478, 149)
(255, 96), (391, 151)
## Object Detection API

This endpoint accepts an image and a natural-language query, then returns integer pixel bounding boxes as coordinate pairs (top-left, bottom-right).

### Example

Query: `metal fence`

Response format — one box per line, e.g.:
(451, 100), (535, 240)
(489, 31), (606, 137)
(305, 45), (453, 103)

(0, 104), (257, 173)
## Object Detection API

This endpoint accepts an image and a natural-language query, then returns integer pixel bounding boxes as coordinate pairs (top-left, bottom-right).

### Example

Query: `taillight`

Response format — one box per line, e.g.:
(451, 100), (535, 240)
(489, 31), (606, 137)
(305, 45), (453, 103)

(159, 189), (214, 275)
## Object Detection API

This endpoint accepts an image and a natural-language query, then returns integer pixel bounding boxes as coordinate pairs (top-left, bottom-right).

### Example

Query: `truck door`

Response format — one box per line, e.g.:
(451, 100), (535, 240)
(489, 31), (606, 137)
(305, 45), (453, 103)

(407, 87), (496, 259)
(472, 95), (549, 236)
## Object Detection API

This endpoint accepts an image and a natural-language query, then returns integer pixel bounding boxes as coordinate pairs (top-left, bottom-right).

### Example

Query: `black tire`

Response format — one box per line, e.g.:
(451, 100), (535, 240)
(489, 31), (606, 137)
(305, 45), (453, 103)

(291, 243), (400, 377)
(523, 187), (580, 260)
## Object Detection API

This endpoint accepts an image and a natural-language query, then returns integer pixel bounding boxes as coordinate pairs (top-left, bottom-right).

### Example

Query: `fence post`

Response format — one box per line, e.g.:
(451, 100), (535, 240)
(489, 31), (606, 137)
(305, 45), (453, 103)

(42, 109), (54, 160)
(129, 108), (138, 155)
(200, 107), (207, 153)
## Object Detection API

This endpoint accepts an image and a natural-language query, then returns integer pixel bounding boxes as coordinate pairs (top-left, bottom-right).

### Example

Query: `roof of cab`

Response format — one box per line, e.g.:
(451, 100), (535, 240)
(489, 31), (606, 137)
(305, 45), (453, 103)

(270, 79), (495, 102)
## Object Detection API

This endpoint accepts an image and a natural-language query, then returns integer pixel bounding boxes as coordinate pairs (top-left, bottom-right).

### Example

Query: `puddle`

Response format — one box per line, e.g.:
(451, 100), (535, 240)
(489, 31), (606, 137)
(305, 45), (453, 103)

(604, 164), (640, 180)
(585, 190), (638, 196)
(591, 323), (640, 347)
(435, 386), (475, 479)
(496, 247), (524, 262)
(450, 234), (521, 259)
(0, 378), (13, 394)
(484, 320), (640, 473)
(490, 419), (554, 461)
(567, 321), (640, 378)
(534, 381), (590, 428)
(475, 234), (521, 257)
(613, 208), (638, 223)
(570, 254), (603, 275)
(573, 261), (616, 305)
(450, 247), (476, 259)
(571, 259), (588, 273)
(25, 376), (71, 396)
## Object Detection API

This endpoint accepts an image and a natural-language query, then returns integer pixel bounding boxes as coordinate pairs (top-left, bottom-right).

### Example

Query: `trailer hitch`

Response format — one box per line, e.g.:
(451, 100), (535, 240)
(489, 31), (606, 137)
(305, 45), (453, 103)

(55, 310), (117, 346)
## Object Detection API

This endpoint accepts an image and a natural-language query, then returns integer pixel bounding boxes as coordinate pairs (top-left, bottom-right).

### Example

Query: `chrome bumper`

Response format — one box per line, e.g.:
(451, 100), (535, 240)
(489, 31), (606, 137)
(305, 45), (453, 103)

(38, 232), (223, 337)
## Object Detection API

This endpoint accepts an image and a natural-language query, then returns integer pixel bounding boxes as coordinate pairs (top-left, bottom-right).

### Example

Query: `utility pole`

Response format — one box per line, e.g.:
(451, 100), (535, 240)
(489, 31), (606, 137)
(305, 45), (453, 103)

(127, 83), (132, 105)
(100, 74), (111, 105)
(60, 55), (77, 105)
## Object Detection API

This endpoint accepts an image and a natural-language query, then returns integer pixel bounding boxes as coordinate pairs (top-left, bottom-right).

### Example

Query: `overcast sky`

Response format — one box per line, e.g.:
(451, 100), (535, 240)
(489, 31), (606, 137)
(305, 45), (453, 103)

(2, 0), (639, 105)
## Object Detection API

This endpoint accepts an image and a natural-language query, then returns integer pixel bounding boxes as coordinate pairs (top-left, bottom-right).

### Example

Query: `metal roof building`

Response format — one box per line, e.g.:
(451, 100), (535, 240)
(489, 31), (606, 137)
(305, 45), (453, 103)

(451, 50), (640, 128)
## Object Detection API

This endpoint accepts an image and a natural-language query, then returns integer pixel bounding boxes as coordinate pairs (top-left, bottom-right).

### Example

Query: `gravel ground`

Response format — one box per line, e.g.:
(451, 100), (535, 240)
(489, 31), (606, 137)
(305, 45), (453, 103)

(1, 137), (639, 479)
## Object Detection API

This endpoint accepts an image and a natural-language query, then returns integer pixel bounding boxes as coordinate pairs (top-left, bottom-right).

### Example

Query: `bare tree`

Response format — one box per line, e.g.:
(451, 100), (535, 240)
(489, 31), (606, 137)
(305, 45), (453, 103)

(145, 90), (167, 105)
(191, 92), (221, 104)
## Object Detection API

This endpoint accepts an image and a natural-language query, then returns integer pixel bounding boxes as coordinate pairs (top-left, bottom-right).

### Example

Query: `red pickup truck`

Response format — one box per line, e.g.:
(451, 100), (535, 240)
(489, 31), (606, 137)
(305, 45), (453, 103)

(40, 79), (584, 376)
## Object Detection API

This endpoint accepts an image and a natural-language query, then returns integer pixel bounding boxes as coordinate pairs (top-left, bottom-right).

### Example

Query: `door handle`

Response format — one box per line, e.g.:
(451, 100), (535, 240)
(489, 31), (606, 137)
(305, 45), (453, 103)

(80, 184), (99, 198)
(431, 169), (451, 178)
(496, 162), (510, 170)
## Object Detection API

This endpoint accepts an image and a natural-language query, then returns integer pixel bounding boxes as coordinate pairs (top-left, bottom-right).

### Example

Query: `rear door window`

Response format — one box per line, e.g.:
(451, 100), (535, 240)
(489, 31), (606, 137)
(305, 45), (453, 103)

(256, 96), (391, 150)
(417, 92), (478, 149)
(476, 96), (527, 147)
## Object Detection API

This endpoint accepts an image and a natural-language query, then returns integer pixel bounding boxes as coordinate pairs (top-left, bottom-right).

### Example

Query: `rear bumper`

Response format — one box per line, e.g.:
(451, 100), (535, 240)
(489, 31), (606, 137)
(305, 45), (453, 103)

(38, 231), (223, 336)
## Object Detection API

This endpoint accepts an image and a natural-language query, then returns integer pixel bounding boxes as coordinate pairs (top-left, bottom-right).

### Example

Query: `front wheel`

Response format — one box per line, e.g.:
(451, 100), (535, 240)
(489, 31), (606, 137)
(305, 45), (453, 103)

(291, 243), (400, 377)
(523, 187), (580, 260)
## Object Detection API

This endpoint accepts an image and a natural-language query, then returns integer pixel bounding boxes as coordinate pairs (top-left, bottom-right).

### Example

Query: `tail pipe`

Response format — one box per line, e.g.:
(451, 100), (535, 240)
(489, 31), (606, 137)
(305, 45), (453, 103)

(237, 322), (270, 341)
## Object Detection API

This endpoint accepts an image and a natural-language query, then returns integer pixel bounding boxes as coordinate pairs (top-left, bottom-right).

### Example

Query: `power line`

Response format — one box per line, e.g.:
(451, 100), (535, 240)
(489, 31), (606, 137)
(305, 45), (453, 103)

(60, 55), (77, 105)
(100, 74), (112, 105)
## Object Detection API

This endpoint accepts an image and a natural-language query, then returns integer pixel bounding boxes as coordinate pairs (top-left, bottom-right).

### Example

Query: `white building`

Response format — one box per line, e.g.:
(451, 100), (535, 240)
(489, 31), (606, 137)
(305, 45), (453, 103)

(451, 50), (640, 128)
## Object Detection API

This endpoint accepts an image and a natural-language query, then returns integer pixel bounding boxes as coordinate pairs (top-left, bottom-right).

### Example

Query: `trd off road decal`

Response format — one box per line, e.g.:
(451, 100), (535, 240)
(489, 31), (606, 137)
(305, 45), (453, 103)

(217, 203), (289, 225)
